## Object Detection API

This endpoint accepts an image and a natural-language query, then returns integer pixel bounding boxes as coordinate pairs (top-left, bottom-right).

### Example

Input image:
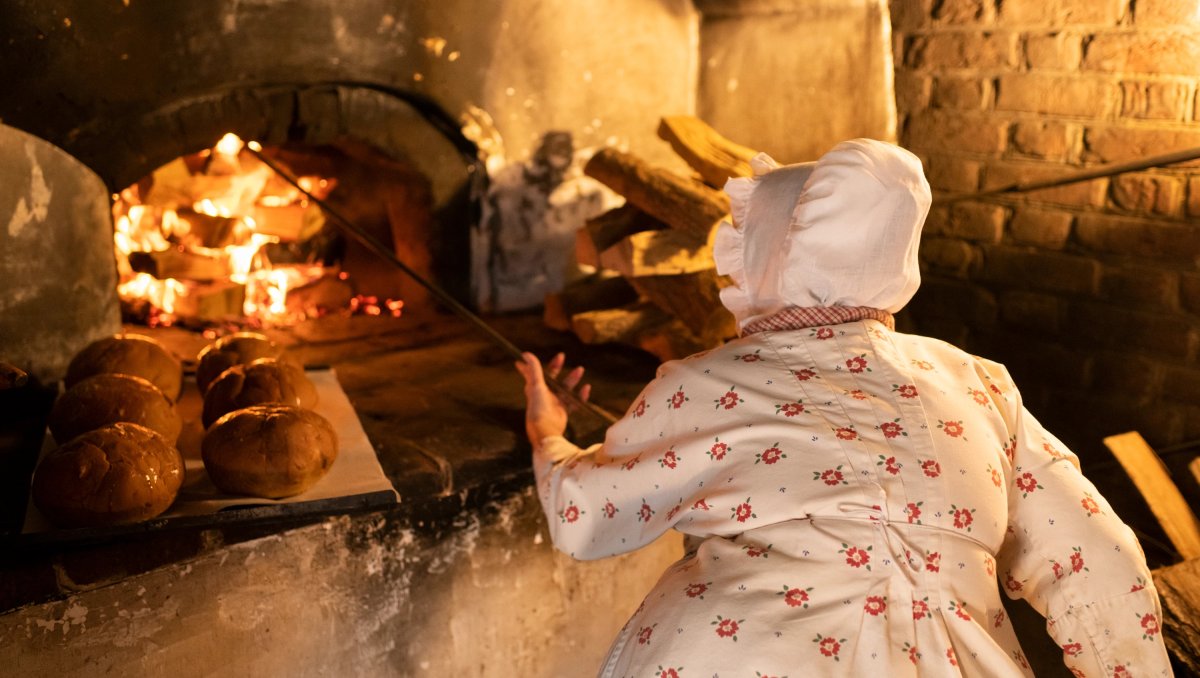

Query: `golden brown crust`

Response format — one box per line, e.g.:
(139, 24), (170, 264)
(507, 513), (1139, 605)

(201, 404), (338, 499)
(65, 334), (183, 401)
(48, 373), (183, 444)
(195, 332), (285, 394)
(31, 422), (185, 528)
(201, 358), (318, 428)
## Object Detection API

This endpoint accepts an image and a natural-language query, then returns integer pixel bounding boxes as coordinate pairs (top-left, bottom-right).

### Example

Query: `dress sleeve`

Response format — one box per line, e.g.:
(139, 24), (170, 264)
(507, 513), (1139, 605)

(532, 363), (710, 561)
(985, 360), (1173, 677)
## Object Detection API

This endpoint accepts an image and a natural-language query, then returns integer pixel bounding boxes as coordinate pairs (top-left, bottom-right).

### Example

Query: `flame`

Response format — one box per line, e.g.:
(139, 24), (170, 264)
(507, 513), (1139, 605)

(111, 131), (401, 328)
(215, 133), (244, 157)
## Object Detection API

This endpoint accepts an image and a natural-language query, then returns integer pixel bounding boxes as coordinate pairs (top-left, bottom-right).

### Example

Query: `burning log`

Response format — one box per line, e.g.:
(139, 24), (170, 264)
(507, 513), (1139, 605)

(584, 148), (729, 242)
(176, 209), (240, 249)
(657, 116), (756, 188)
(128, 249), (231, 282)
(174, 281), (247, 322)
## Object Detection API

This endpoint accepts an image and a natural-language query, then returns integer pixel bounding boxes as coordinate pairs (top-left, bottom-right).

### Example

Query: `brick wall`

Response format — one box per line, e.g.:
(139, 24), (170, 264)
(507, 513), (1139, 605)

(890, 0), (1200, 459)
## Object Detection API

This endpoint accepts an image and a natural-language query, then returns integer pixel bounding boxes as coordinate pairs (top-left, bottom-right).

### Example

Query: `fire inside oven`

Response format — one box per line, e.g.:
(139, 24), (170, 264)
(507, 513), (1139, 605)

(112, 133), (410, 329)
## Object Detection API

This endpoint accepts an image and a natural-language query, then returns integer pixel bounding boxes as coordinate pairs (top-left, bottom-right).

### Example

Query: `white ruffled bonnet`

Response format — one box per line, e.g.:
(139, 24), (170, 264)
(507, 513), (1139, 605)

(713, 138), (931, 331)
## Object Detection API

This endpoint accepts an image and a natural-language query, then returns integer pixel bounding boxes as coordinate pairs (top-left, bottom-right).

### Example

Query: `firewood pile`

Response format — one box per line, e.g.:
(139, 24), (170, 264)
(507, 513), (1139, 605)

(544, 117), (759, 361)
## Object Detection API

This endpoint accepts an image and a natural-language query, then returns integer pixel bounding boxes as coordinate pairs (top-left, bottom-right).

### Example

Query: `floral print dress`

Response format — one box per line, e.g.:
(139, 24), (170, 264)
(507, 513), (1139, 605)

(533, 311), (1172, 677)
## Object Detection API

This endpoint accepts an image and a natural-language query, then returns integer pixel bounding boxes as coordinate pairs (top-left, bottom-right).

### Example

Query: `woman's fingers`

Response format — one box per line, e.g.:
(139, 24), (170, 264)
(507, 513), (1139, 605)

(546, 352), (566, 380)
(561, 365), (585, 390)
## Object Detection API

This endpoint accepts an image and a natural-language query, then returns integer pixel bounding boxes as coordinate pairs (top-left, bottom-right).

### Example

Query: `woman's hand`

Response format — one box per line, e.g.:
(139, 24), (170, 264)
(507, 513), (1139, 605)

(514, 352), (591, 445)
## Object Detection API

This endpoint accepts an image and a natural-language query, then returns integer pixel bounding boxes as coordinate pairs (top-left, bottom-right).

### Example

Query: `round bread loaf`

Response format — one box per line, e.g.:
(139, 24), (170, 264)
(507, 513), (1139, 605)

(201, 358), (318, 428)
(195, 332), (285, 394)
(31, 422), (185, 528)
(202, 404), (338, 498)
(66, 334), (183, 401)
(48, 373), (183, 444)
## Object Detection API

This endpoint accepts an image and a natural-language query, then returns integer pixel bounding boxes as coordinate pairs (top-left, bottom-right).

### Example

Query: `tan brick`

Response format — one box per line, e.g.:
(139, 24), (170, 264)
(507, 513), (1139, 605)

(906, 112), (1009, 154)
(1100, 265), (1180, 309)
(1024, 32), (1084, 70)
(1120, 80), (1190, 120)
(995, 74), (1119, 118)
(951, 202), (1007, 242)
(1009, 207), (1073, 248)
(998, 290), (1065, 332)
(1134, 0), (1200, 26)
(1075, 213), (1200, 262)
(923, 205), (951, 236)
(1109, 173), (1182, 216)
(1181, 273), (1200, 314)
(932, 0), (990, 24)
(925, 154), (982, 193)
(1090, 352), (1164, 402)
(988, 332), (1090, 385)
(1083, 32), (1200, 77)
(999, 0), (1128, 26)
(981, 246), (1101, 295)
(908, 277), (998, 329)
(904, 32), (1019, 70)
(1069, 301), (1197, 359)
(894, 71), (932, 113)
(984, 162), (1109, 207)
(919, 238), (981, 278)
(1163, 366), (1200, 407)
(1084, 126), (1200, 164)
(1010, 120), (1075, 161)
(931, 77), (989, 110)
(1186, 176), (1200, 217)
(891, 0), (934, 31)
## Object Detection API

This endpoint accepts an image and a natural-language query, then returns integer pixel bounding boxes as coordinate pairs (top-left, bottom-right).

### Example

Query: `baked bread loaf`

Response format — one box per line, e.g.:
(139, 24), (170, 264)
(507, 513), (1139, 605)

(201, 358), (318, 428)
(202, 404), (338, 498)
(195, 332), (285, 394)
(48, 373), (183, 444)
(31, 422), (185, 528)
(66, 334), (183, 401)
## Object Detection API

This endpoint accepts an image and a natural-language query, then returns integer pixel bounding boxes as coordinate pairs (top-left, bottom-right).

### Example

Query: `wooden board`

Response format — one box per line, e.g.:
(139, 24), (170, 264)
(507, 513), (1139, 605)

(1104, 431), (1200, 560)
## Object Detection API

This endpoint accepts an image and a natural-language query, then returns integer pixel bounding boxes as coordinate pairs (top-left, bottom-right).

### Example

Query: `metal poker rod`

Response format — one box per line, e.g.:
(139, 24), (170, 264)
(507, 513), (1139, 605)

(932, 145), (1200, 205)
(245, 142), (618, 426)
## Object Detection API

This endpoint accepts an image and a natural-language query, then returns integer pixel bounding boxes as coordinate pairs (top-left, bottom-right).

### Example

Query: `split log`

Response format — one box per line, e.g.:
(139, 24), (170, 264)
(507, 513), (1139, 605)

(1104, 431), (1200, 560)
(571, 302), (710, 362)
(128, 249), (231, 282)
(176, 209), (240, 249)
(543, 273), (639, 332)
(630, 270), (736, 344)
(1152, 557), (1200, 674)
(598, 229), (712, 278)
(584, 148), (730, 242)
(173, 281), (246, 321)
(657, 116), (756, 188)
(576, 206), (665, 268)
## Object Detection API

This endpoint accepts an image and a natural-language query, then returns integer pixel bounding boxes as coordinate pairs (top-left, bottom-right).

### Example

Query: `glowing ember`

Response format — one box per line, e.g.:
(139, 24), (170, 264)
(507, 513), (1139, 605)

(110, 132), (396, 327)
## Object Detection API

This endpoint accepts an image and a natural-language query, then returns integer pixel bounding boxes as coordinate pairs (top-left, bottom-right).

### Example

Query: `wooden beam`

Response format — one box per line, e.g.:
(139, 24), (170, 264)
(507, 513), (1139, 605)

(584, 148), (730, 242)
(657, 116), (756, 188)
(1104, 431), (1200, 560)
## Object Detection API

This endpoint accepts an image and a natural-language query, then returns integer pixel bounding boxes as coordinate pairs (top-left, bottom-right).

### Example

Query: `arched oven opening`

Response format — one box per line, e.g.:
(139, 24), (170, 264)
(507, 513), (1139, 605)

(102, 82), (484, 332)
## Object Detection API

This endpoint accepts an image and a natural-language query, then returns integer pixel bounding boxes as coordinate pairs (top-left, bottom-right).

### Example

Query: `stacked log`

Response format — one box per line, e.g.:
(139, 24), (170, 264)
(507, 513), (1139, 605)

(546, 117), (759, 361)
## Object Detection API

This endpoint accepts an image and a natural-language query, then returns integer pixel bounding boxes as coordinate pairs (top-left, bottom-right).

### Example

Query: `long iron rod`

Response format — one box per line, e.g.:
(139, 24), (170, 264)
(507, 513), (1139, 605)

(932, 145), (1200, 205)
(245, 143), (619, 426)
